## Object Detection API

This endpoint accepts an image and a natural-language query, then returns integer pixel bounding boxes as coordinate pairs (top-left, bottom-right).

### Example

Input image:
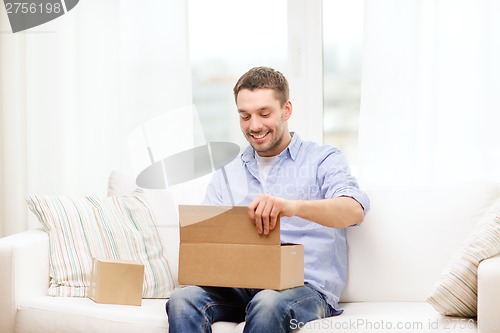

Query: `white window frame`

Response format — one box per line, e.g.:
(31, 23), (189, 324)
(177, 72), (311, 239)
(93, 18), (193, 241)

(287, 0), (324, 144)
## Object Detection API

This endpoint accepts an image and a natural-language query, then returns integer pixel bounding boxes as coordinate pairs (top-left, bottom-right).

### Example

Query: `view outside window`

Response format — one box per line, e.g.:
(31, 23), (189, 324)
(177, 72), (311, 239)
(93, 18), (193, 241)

(188, 0), (287, 149)
(189, 0), (364, 167)
(323, 0), (364, 170)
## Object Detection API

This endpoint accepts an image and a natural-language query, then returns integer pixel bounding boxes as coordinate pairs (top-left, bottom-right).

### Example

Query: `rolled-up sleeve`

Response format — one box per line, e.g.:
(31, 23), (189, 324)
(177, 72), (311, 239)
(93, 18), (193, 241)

(318, 148), (370, 215)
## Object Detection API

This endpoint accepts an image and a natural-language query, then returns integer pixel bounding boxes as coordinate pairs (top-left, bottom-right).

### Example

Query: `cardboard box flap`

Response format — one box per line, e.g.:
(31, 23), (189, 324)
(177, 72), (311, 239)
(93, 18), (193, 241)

(179, 205), (280, 245)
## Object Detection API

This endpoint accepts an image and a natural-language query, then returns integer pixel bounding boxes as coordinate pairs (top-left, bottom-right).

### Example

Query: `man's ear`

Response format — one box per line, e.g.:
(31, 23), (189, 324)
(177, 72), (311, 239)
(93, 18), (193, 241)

(283, 100), (292, 120)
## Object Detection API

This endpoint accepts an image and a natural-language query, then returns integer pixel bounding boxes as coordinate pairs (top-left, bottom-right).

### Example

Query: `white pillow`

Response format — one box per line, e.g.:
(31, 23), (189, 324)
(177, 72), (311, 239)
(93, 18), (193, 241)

(427, 197), (500, 317)
(107, 170), (180, 284)
(26, 189), (175, 298)
(107, 169), (137, 196)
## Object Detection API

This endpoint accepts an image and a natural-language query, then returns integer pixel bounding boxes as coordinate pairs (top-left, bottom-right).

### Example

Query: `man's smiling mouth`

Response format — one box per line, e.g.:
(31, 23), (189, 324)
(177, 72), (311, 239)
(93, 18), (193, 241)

(250, 132), (269, 142)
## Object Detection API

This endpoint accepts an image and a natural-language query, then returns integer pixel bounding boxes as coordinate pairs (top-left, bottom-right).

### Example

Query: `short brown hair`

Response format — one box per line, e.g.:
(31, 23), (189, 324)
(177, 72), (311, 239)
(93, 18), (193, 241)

(233, 67), (289, 106)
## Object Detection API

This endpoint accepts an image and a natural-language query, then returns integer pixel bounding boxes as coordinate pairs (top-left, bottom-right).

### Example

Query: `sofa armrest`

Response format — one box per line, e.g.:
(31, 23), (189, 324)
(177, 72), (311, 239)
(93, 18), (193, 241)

(478, 252), (500, 333)
(0, 229), (49, 333)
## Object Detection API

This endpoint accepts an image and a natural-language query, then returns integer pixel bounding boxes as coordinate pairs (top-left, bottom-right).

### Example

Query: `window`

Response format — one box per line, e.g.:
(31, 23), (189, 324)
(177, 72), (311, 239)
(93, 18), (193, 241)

(188, 0), (364, 170)
(323, 0), (364, 169)
(188, 0), (287, 148)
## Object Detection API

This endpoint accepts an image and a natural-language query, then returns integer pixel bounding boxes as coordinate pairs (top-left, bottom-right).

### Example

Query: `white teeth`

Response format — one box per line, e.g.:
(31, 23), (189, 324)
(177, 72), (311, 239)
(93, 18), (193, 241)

(252, 133), (266, 139)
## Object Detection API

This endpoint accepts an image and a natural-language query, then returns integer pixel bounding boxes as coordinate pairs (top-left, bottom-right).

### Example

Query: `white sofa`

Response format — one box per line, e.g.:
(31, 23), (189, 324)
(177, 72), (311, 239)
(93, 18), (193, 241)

(1, 177), (500, 333)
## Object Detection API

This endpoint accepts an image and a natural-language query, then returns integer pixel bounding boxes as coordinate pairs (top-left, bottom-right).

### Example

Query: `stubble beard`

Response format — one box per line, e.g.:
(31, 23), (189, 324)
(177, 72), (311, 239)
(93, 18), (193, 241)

(247, 126), (286, 157)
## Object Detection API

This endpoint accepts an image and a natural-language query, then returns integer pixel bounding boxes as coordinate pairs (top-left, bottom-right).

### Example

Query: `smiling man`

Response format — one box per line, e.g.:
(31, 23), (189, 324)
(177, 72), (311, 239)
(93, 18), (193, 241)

(166, 67), (370, 333)
(238, 84), (291, 157)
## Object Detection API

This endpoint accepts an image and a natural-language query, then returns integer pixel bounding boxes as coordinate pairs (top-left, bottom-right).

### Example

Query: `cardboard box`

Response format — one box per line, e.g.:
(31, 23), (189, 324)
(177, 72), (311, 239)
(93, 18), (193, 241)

(89, 258), (144, 306)
(178, 205), (304, 290)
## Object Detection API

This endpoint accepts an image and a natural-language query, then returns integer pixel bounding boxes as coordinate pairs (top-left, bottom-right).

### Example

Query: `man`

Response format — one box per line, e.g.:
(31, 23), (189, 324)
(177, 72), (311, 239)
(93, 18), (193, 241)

(166, 66), (370, 333)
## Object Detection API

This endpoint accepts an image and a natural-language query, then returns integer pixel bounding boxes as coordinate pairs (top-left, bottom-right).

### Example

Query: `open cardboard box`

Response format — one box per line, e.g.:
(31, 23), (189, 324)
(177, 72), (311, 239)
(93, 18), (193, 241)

(178, 205), (304, 290)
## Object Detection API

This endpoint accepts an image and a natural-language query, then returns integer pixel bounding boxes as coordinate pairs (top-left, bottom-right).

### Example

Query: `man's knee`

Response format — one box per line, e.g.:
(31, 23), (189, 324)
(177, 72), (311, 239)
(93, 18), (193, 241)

(167, 286), (206, 315)
(247, 289), (289, 315)
(245, 287), (328, 328)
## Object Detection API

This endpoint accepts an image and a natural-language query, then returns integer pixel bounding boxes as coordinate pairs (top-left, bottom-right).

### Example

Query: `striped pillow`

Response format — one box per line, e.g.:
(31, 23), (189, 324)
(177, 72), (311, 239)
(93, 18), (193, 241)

(26, 189), (175, 298)
(427, 198), (500, 317)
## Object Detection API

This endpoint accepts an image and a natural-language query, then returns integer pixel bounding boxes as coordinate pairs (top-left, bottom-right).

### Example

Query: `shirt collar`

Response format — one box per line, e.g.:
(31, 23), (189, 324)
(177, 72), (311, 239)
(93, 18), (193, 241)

(240, 132), (301, 164)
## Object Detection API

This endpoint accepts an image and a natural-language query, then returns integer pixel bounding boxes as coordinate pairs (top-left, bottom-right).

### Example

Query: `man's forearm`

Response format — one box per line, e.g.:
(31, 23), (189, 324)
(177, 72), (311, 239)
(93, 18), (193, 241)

(248, 194), (365, 234)
(286, 197), (365, 228)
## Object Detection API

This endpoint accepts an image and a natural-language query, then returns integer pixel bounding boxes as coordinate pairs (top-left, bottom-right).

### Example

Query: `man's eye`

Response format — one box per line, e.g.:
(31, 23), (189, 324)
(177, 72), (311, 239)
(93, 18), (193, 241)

(241, 115), (250, 121)
(262, 113), (271, 118)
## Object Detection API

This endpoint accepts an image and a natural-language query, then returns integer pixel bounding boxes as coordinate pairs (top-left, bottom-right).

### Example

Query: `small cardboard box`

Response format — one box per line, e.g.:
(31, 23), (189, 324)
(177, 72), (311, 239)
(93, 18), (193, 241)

(89, 258), (144, 306)
(178, 205), (304, 290)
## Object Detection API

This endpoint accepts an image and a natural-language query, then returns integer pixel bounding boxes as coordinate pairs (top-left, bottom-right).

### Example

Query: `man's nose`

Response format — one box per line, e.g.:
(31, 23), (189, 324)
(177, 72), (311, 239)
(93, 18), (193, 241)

(249, 117), (263, 132)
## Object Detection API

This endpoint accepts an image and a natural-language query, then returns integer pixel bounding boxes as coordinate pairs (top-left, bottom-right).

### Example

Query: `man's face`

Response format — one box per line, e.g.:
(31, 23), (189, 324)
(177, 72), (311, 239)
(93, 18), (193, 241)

(236, 88), (292, 157)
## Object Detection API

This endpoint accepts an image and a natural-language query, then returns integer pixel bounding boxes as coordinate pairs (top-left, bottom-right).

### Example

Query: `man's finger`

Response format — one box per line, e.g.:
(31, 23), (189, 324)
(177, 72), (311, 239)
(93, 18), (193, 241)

(269, 204), (280, 231)
(254, 198), (266, 235)
(248, 197), (259, 222)
(262, 200), (273, 235)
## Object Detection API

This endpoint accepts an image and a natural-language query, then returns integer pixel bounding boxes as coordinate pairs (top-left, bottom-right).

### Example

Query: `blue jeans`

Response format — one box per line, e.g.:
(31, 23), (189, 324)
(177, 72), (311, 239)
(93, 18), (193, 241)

(165, 284), (340, 333)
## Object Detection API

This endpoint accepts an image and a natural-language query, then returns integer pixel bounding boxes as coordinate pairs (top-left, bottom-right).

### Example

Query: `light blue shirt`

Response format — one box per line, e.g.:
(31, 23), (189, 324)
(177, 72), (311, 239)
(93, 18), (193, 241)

(203, 133), (370, 310)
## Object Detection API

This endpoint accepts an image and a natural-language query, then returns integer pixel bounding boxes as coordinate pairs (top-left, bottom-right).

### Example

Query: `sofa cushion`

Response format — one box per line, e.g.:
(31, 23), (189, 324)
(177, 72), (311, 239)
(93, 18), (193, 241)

(16, 297), (238, 333)
(16, 298), (474, 333)
(107, 170), (181, 284)
(427, 197), (500, 317)
(342, 183), (500, 303)
(26, 190), (175, 298)
(292, 302), (476, 333)
(16, 297), (168, 333)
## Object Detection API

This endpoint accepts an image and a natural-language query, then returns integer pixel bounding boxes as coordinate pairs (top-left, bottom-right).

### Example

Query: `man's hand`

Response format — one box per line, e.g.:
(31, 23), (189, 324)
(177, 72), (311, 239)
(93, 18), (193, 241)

(248, 195), (365, 231)
(247, 194), (296, 235)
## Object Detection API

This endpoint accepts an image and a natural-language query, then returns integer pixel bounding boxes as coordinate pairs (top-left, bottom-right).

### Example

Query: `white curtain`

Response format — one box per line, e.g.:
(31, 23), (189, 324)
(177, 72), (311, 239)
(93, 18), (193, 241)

(0, 0), (191, 236)
(359, 0), (500, 187)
